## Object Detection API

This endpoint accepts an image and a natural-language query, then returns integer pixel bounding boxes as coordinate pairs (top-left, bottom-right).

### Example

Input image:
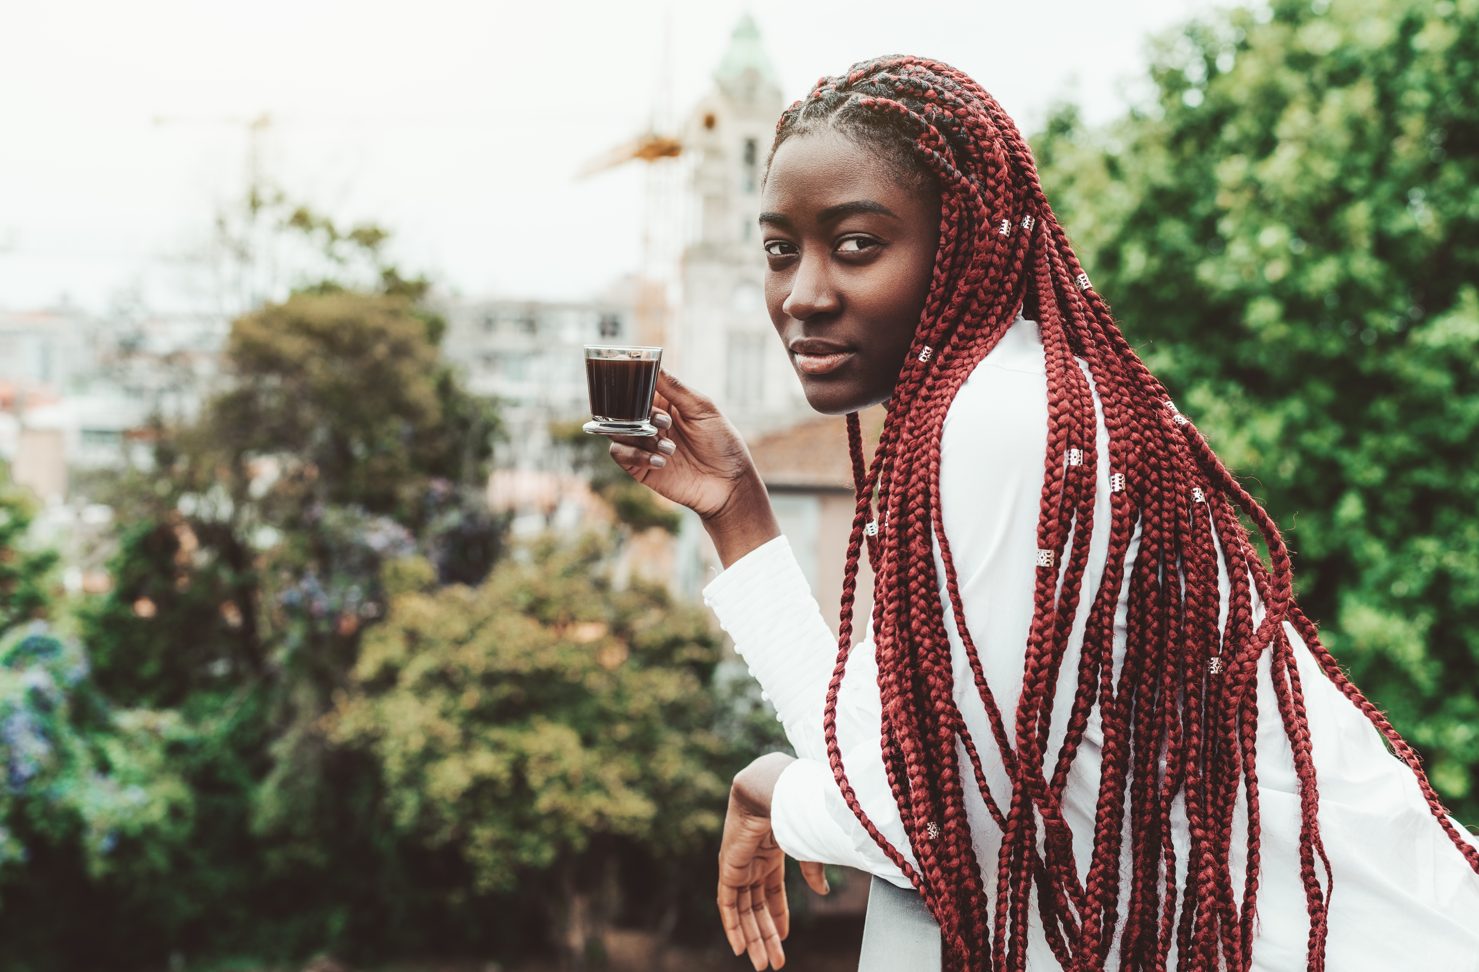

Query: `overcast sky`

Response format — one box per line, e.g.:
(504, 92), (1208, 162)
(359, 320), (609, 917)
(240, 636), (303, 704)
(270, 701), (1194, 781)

(0, 0), (1239, 314)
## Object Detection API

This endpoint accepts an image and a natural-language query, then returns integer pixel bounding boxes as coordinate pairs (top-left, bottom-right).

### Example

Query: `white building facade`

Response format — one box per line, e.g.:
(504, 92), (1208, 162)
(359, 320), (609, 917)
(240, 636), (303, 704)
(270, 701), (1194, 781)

(439, 297), (632, 471)
(668, 15), (810, 435)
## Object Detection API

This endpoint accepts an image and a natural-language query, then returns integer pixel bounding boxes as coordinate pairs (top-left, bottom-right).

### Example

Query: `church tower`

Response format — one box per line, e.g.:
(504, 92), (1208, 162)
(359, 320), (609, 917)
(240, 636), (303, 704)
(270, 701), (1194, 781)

(669, 15), (806, 433)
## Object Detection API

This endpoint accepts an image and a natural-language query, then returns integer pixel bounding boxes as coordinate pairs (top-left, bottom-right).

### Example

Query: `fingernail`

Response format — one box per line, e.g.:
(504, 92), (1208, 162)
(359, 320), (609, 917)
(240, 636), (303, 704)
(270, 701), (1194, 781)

(657, 439), (676, 455)
(653, 412), (672, 429)
(648, 454), (666, 468)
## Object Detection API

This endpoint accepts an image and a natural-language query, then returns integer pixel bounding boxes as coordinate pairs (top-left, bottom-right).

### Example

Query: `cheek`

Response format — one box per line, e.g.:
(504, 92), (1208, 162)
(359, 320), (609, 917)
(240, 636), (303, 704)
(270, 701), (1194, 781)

(863, 255), (933, 337)
(906, 239), (939, 309)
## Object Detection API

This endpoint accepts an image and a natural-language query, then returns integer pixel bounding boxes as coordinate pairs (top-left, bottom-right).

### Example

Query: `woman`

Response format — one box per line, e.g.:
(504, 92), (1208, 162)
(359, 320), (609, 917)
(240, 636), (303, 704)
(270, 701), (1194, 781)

(606, 56), (1479, 971)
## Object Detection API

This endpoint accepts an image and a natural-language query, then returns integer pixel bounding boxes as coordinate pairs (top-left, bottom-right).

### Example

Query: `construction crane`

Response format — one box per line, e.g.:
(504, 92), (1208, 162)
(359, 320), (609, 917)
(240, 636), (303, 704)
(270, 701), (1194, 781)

(575, 12), (685, 347)
(576, 131), (683, 178)
(152, 112), (279, 314)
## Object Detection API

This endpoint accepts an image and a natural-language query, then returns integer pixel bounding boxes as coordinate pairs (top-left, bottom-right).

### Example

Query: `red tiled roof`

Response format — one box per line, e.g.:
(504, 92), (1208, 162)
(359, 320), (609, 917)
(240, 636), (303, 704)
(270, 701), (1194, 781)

(749, 406), (886, 490)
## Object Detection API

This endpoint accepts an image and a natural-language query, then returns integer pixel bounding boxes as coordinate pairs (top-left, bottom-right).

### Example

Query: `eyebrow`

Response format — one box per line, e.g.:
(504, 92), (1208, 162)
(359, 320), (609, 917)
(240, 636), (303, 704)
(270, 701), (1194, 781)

(757, 199), (901, 228)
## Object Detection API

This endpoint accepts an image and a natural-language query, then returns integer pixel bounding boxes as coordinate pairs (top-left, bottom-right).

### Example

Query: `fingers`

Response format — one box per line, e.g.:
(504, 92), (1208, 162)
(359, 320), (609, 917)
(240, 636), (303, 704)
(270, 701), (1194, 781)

(765, 862), (789, 941)
(736, 879), (786, 970)
(717, 878), (747, 958)
(736, 882), (766, 969)
(798, 860), (831, 896)
(607, 411), (676, 472)
(719, 854), (787, 968)
(751, 883), (787, 970)
(608, 440), (668, 471)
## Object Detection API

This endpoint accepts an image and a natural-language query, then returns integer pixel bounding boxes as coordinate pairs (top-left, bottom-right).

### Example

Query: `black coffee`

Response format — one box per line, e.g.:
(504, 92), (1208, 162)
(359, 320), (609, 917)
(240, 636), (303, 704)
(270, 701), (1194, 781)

(586, 356), (659, 423)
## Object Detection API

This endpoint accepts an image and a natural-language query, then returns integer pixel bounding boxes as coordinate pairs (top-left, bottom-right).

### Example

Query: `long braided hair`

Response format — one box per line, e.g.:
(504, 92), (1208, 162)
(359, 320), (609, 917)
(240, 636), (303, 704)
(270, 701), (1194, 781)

(770, 55), (1479, 971)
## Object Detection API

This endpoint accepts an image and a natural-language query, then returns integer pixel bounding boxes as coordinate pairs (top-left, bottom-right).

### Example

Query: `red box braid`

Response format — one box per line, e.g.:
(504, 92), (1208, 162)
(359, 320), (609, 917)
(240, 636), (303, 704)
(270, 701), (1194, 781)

(768, 55), (1479, 971)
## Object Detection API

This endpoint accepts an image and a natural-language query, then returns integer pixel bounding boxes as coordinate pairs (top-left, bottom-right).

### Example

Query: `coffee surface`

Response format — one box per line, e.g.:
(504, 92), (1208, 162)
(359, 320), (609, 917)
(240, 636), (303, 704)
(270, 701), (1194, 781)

(586, 357), (659, 423)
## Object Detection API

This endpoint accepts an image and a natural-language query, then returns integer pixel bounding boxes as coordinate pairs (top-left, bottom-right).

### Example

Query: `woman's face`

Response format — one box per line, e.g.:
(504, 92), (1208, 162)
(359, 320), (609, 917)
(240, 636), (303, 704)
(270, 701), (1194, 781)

(760, 128), (941, 415)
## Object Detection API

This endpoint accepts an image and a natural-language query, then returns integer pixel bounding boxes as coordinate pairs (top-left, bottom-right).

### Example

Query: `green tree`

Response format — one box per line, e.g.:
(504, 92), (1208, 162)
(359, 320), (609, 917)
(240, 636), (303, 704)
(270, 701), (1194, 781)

(208, 291), (494, 524)
(0, 467), (58, 640)
(328, 534), (733, 967)
(1035, 0), (1479, 816)
(64, 205), (512, 963)
(0, 628), (202, 971)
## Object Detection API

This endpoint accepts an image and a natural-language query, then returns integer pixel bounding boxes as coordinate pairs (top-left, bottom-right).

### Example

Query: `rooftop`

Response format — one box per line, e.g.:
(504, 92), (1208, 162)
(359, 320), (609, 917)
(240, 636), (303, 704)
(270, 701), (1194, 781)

(749, 407), (886, 492)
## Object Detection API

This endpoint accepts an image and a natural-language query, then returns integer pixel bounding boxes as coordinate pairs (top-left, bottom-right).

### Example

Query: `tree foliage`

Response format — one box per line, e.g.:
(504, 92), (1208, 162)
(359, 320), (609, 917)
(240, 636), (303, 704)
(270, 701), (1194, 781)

(0, 470), (58, 640)
(0, 628), (204, 969)
(328, 534), (733, 962)
(33, 207), (521, 966)
(1034, 0), (1479, 815)
(7, 193), (757, 969)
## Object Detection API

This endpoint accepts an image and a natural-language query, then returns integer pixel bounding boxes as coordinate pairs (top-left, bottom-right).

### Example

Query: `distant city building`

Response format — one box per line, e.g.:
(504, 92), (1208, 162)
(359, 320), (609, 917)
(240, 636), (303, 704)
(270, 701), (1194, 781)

(439, 296), (632, 471)
(0, 306), (98, 396)
(745, 408), (883, 633)
(93, 310), (230, 425)
(0, 305), (160, 501)
(668, 14), (806, 434)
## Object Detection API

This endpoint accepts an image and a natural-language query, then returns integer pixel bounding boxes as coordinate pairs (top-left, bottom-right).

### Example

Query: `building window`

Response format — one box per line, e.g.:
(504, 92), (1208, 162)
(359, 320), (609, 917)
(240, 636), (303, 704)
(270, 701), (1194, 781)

(598, 313), (620, 339)
(742, 137), (758, 193)
(725, 331), (765, 409)
(770, 493), (821, 589)
(81, 429), (123, 448)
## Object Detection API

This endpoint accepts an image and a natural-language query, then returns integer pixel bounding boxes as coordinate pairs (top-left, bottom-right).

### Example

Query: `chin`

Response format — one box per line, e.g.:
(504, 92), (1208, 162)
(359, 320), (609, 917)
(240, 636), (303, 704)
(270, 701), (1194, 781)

(799, 378), (886, 416)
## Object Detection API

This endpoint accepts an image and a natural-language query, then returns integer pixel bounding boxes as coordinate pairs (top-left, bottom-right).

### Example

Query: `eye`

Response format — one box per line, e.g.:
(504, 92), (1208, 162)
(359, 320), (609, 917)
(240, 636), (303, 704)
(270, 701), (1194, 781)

(836, 236), (881, 254)
(763, 240), (796, 258)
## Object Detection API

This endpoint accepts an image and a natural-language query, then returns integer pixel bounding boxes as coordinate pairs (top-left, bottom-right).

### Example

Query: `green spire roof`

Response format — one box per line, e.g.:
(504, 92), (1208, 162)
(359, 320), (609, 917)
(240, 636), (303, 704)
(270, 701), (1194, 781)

(714, 12), (778, 86)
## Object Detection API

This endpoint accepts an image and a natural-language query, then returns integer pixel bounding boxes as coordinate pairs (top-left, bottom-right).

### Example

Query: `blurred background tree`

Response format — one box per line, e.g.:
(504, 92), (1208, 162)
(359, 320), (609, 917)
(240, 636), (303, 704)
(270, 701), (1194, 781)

(328, 535), (734, 968)
(1036, 0), (1479, 816)
(0, 628), (201, 967)
(0, 189), (773, 970)
(0, 471), (59, 639)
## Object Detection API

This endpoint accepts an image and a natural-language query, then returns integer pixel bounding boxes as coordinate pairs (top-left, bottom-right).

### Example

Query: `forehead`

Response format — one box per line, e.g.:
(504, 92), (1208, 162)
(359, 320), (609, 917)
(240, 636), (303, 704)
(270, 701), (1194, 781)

(762, 129), (919, 212)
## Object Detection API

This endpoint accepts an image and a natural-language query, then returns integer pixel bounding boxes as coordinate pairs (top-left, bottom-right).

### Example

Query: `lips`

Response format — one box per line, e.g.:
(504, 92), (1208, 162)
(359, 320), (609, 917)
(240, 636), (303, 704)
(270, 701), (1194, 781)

(789, 338), (854, 376)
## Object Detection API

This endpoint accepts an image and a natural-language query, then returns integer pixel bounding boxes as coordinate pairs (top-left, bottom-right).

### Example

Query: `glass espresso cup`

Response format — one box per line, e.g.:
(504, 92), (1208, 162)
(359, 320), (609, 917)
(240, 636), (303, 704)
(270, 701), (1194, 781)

(583, 345), (662, 437)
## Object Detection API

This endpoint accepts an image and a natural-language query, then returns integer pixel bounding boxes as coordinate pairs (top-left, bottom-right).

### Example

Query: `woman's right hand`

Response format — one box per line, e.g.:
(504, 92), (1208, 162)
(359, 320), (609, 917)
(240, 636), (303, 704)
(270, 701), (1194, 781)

(607, 371), (780, 565)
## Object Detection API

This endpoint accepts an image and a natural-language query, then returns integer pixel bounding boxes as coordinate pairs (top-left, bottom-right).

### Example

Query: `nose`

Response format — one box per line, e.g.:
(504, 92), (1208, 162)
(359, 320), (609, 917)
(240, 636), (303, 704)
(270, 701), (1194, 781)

(781, 253), (841, 320)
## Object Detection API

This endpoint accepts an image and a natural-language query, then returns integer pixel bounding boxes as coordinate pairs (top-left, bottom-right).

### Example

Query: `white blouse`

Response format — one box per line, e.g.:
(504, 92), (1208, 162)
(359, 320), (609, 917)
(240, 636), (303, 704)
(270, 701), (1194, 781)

(702, 316), (1479, 969)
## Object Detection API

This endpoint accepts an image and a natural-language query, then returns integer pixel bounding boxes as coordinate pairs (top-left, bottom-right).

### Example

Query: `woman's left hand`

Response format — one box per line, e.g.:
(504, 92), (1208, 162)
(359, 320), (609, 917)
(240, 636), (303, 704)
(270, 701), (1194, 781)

(717, 753), (829, 971)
